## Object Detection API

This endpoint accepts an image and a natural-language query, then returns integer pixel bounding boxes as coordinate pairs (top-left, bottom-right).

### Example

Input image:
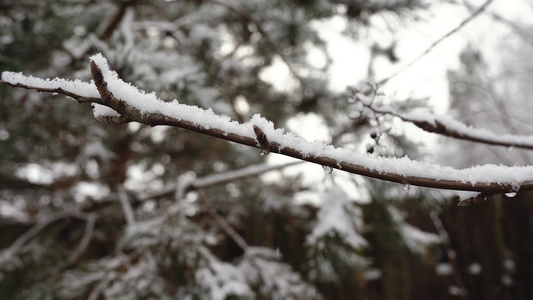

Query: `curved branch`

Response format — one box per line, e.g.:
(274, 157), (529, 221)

(403, 113), (533, 150)
(3, 56), (533, 195)
(361, 101), (533, 151)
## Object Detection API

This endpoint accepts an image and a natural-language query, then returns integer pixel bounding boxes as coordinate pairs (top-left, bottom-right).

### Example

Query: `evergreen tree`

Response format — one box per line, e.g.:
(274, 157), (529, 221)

(4, 0), (527, 299)
(439, 21), (533, 299)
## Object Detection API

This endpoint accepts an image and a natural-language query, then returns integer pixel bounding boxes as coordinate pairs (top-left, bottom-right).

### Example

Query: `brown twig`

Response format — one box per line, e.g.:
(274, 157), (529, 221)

(89, 61), (134, 124)
(360, 100), (533, 151)
(0, 80), (101, 104)
(408, 116), (533, 150)
(3, 63), (533, 194)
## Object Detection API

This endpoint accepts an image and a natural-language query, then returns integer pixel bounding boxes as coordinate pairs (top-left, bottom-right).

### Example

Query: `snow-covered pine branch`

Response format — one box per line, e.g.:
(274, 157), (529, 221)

(2, 54), (533, 195)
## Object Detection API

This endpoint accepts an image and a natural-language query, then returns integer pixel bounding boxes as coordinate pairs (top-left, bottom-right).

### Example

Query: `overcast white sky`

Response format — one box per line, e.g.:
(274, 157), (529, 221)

(331, 0), (533, 112)
(264, 0), (533, 116)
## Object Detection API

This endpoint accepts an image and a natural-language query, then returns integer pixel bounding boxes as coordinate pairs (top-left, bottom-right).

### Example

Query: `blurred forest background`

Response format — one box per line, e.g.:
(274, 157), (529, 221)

(1, 0), (533, 299)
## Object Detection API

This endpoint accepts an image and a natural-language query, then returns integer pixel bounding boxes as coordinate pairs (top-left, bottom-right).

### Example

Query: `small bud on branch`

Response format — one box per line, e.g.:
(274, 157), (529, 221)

(90, 60), (106, 89)
(253, 125), (271, 155)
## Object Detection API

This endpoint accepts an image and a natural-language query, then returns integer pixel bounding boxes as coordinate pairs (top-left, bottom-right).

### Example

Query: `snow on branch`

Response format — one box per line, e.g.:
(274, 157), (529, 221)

(351, 90), (533, 150)
(2, 54), (533, 195)
(401, 112), (533, 150)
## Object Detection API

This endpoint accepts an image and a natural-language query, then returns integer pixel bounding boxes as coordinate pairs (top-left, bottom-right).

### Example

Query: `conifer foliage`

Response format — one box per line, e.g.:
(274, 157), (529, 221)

(4, 0), (526, 299)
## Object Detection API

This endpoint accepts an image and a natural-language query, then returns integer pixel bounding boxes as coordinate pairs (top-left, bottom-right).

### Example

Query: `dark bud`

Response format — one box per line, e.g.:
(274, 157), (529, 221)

(90, 60), (106, 89)
(253, 125), (271, 154)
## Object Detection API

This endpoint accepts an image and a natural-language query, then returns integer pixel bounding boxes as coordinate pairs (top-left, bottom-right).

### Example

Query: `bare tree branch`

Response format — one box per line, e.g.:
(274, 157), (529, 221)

(143, 162), (301, 251)
(0, 212), (90, 265)
(198, 191), (249, 251)
(140, 161), (302, 201)
(0, 80), (101, 104)
(378, 0), (494, 85)
(456, 0), (533, 46)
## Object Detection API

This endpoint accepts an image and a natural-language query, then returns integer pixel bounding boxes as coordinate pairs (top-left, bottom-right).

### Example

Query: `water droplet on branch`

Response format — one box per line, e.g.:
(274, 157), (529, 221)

(505, 192), (517, 198)
(322, 165), (333, 174)
(401, 179), (410, 192)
